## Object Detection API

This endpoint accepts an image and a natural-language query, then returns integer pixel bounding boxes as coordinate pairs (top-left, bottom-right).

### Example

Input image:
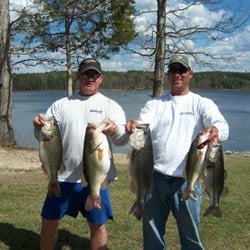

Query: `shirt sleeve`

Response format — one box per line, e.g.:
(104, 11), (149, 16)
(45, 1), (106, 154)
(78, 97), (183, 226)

(138, 99), (157, 131)
(45, 99), (63, 125)
(108, 100), (129, 146)
(200, 97), (229, 141)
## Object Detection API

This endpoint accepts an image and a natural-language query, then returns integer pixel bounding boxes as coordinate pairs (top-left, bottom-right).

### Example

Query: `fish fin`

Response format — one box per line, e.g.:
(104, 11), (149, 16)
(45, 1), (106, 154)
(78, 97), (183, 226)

(41, 164), (48, 176)
(224, 169), (228, 180)
(220, 186), (229, 198)
(98, 148), (103, 161)
(203, 188), (210, 200)
(59, 162), (65, 172)
(127, 149), (134, 159)
(101, 178), (109, 188)
(81, 176), (88, 186)
(85, 196), (102, 211)
(48, 182), (61, 197)
(182, 188), (197, 201)
(129, 201), (143, 220)
(203, 205), (222, 218)
(130, 180), (136, 193)
(34, 128), (40, 140)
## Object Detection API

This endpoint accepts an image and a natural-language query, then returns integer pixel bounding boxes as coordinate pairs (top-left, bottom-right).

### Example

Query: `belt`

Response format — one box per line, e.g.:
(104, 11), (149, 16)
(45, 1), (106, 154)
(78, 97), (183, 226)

(154, 171), (180, 179)
(164, 175), (175, 179)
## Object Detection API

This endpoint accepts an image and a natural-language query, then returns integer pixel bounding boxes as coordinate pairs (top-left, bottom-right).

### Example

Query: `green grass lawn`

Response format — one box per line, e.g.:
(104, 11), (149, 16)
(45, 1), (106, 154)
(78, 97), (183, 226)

(0, 155), (249, 249)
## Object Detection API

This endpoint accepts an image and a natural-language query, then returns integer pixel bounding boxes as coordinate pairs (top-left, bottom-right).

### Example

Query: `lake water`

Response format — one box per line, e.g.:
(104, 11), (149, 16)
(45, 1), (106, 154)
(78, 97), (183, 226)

(12, 89), (250, 153)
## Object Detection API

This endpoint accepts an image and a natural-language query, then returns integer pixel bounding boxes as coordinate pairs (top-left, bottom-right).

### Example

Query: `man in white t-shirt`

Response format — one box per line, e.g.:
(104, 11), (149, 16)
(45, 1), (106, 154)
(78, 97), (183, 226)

(125, 54), (229, 250)
(33, 58), (128, 250)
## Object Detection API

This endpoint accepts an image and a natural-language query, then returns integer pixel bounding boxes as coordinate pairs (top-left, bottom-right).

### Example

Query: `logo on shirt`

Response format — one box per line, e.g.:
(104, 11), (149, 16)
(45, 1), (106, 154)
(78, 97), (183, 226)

(179, 111), (195, 115)
(90, 109), (103, 113)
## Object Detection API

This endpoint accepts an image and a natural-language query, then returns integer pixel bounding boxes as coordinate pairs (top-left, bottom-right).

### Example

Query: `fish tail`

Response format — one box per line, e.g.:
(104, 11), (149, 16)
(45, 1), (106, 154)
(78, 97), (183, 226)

(48, 182), (61, 197)
(129, 201), (143, 220)
(85, 196), (102, 211)
(203, 205), (222, 218)
(182, 188), (197, 201)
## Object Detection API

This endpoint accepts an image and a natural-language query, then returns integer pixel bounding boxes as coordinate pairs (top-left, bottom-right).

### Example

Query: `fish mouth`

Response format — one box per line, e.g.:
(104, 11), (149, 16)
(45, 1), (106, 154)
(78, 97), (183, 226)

(134, 123), (150, 129)
(197, 140), (209, 149)
(196, 132), (211, 149)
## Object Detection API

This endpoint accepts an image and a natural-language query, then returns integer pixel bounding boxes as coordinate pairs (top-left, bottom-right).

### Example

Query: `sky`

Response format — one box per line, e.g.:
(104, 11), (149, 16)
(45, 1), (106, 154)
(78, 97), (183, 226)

(10, 0), (250, 73)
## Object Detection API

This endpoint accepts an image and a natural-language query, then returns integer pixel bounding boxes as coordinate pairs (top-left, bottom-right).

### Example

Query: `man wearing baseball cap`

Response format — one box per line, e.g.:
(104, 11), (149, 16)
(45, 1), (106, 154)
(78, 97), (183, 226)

(34, 58), (128, 250)
(125, 54), (229, 249)
(168, 54), (192, 69)
(78, 58), (102, 74)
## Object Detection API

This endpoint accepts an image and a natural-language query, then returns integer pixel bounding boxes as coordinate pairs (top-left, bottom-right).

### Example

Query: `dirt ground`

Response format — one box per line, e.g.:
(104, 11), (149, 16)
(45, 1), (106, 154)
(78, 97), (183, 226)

(0, 145), (249, 185)
(0, 145), (129, 174)
(0, 145), (129, 188)
(0, 146), (40, 173)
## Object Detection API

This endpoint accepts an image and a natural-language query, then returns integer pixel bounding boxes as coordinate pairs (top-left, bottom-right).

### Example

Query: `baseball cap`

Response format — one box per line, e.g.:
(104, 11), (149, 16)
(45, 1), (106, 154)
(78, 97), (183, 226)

(168, 55), (191, 69)
(78, 58), (102, 74)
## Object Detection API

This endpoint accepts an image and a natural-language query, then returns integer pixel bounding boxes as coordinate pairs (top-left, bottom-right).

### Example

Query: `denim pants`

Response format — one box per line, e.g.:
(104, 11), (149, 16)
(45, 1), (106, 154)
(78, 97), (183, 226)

(143, 172), (204, 250)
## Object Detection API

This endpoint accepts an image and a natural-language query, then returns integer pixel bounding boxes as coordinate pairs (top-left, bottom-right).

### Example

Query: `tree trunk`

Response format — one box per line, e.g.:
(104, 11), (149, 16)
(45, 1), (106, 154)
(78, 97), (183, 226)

(0, 0), (15, 145)
(153, 0), (166, 97)
(65, 14), (73, 96)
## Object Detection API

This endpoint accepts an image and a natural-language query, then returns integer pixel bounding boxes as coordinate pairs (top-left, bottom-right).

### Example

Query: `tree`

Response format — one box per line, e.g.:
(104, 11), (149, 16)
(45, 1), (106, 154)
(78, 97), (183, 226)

(0, 0), (15, 145)
(11, 0), (137, 96)
(153, 0), (167, 97)
(128, 0), (249, 96)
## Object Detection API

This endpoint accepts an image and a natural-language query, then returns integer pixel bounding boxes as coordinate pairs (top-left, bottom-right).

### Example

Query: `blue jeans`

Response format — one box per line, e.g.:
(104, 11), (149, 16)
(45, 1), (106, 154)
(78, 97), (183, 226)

(143, 172), (204, 250)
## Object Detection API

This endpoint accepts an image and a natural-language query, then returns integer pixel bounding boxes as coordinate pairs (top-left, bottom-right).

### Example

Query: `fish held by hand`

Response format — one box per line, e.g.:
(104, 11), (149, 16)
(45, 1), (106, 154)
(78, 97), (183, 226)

(83, 123), (111, 211)
(128, 124), (154, 220)
(35, 116), (64, 197)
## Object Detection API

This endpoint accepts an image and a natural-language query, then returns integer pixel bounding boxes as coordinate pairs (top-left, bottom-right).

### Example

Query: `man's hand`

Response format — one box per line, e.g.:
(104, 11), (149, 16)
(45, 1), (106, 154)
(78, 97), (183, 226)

(125, 119), (138, 135)
(202, 126), (219, 143)
(101, 118), (119, 136)
(33, 113), (46, 130)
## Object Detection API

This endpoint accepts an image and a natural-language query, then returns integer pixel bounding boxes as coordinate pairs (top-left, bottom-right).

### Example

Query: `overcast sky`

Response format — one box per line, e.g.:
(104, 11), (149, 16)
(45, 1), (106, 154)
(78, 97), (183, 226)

(10, 0), (250, 73)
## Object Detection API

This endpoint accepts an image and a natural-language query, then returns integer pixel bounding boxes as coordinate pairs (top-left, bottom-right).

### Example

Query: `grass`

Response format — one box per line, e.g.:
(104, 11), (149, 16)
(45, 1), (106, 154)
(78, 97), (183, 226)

(0, 155), (249, 249)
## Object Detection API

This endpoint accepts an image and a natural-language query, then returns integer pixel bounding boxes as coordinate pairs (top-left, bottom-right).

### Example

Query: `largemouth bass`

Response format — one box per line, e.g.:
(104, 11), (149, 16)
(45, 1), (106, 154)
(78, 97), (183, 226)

(83, 123), (111, 211)
(128, 124), (154, 220)
(182, 132), (210, 201)
(202, 142), (228, 218)
(35, 116), (63, 197)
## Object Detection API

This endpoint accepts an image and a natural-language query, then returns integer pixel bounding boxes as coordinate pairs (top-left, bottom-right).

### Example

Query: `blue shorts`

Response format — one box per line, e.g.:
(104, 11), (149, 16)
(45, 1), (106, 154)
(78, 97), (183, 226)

(41, 182), (113, 225)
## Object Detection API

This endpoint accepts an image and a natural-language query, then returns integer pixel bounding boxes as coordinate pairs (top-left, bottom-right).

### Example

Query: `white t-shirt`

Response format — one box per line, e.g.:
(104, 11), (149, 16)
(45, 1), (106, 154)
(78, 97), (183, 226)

(46, 92), (128, 182)
(138, 91), (229, 177)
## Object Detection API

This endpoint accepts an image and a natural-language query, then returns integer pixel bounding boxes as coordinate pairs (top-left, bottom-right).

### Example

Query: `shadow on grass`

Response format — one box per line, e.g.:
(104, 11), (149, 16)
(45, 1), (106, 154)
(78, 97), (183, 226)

(0, 222), (39, 249)
(0, 222), (90, 249)
(56, 229), (90, 249)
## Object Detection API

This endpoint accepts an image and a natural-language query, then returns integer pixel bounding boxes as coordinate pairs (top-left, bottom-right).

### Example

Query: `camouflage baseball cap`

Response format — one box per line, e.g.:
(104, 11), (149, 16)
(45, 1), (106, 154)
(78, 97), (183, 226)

(168, 55), (191, 69)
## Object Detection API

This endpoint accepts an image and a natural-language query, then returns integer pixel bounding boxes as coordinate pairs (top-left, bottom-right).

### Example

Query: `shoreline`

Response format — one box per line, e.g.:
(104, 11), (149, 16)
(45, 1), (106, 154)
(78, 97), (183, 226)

(0, 145), (249, 174)
(0, 145), (129, 173)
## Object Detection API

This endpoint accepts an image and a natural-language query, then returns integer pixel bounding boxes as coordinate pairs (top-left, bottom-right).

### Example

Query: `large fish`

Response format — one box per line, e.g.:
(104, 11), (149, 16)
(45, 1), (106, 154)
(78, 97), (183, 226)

(83, 123), (111, 211)
(182, 132), (210, 201)
(202, 142), (228, 218)
(35, 116), (63, 197)
(128, 124), (154, 220)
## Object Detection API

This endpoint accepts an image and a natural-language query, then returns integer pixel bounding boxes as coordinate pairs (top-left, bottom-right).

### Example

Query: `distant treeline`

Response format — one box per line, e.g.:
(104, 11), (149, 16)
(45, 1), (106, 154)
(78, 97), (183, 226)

(13, 71), (250, 91)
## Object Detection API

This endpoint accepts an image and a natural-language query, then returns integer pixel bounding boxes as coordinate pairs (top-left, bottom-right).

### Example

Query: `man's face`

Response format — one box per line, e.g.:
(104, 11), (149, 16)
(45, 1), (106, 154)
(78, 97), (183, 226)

(167, 63), (193, 95)
(77, 69), (103, 96)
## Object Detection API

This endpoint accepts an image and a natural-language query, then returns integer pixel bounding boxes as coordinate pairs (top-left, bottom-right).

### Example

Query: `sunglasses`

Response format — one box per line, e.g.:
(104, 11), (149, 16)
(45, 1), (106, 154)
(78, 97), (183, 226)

(168, 67), (188, 74)
(81, 72), (100, 81)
